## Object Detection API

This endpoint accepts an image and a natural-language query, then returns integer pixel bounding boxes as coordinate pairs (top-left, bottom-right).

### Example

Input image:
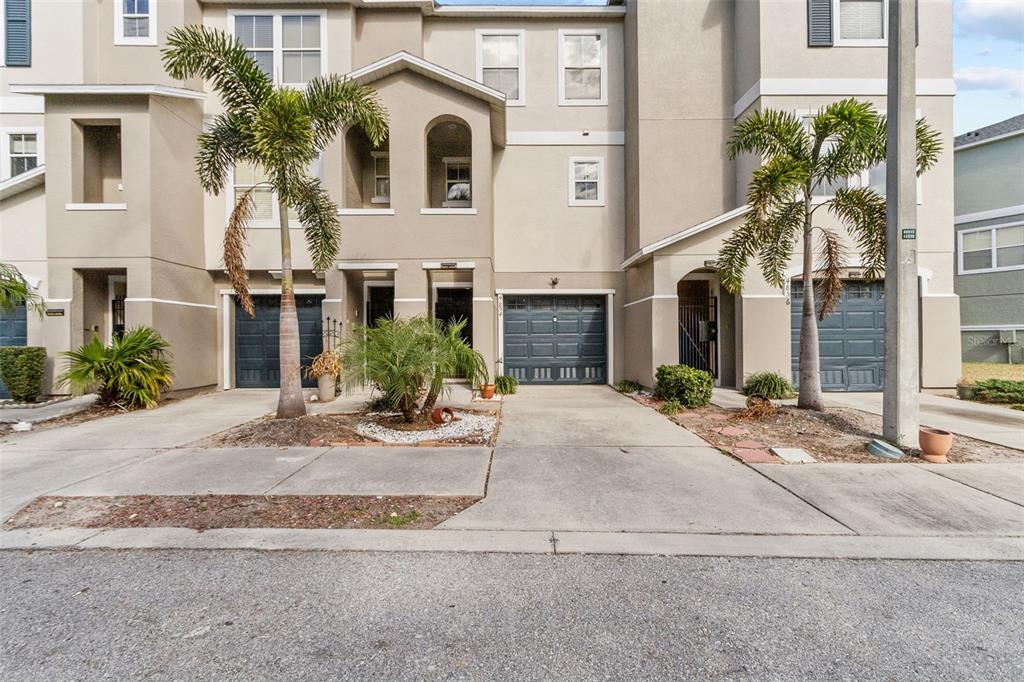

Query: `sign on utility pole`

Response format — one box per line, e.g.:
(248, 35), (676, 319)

(883, 0), (920, 446)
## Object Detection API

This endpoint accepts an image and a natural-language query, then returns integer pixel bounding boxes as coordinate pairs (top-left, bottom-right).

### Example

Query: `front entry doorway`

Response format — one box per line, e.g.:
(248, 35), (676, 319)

(678, 279), (718, 378)
(365, 285), (395, 328)
(434, 287), (473, 345)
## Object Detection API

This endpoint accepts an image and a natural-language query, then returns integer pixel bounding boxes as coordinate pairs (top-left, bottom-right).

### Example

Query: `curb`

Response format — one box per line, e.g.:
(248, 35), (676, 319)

(2, 527), (1021, 561)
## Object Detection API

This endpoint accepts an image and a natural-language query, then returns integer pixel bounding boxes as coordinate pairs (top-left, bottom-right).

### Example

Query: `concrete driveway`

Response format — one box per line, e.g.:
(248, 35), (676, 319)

(442, 386), (848, 534)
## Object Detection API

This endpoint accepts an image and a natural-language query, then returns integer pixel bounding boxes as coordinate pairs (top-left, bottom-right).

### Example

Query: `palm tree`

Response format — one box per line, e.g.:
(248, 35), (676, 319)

(162, 26), (388, 418)
(718, 99), (940, 410)
(0, 262), (42, 313)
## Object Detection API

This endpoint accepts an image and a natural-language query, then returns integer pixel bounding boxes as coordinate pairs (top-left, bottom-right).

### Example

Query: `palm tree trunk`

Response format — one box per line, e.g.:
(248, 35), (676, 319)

(276, 198), (307, 419)
(797, 211), (826, 411)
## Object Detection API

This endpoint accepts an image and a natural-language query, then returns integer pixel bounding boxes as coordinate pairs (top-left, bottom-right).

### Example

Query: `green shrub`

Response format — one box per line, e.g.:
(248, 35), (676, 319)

(654, 364), (713, 408)
(0, 346), (46, 403)
(659, 398), (683, 415)
(58, 327), (174, 409)
(495, 375), (519, 395)
(742, 371), (795, 399)
(974, 379), (1024, 404)
(616, 379), (642, 394)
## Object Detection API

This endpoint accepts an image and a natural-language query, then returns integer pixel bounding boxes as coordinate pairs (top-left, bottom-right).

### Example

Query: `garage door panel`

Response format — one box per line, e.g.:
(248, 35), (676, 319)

(235, 295), (323, 389)
(791, 282), (884, 392)
(503, 295), (607, 385)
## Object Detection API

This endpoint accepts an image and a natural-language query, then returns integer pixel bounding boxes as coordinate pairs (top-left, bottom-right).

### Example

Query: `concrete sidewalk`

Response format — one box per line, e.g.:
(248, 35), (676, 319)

(713, 388), (1024, 450)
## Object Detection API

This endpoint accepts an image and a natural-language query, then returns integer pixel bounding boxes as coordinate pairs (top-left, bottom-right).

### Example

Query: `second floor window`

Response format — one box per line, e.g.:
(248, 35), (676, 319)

(372, 152), (390, 204)
(837, 0), (886, 44)
(8, 133), (38, 177)
(233, 13), (323, 86)
(569, 157), (605, 207)
(477, 31), (524, 105)
(115, 0), (157, 46)
(444, 158), (471, 208)
(559, 29), (606, 105)
(960, 224), (1024, 274)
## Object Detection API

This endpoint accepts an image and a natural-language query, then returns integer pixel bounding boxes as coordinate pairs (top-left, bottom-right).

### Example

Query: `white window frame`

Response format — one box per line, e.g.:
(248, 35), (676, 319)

(442, 156), (472, 208)
(0, 126), (43, 181)
(833, 0), (888, 48)
(475, 29), (525, 106)
(557, 28), (608, 107)
(227, 156), (322, 230)
(568, 156), (605, 207)
(371, 151), (390, 204)
(228, 10), (327, 88)
(115, 0), (158, 47)
(958, 221), (1024, 275)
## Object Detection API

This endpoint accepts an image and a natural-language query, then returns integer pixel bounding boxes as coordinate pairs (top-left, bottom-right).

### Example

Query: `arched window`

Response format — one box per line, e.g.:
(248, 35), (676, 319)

(425, 117), (472, 209)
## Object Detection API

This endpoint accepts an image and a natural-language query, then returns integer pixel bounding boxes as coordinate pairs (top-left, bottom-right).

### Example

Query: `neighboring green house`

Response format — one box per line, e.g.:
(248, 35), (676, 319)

(954, 115), (1024, 364)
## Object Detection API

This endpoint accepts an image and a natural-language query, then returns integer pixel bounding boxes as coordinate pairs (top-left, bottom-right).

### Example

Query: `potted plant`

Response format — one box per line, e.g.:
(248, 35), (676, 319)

(956, 378), (977, 401)
(919, 427), (953, 464)
(304, 350), (341, 403)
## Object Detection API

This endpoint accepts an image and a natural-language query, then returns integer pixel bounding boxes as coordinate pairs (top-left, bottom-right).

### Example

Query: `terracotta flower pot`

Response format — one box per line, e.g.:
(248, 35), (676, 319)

(480, 384), (496, 400)
(431, 407), (455, 425)
(919, 427), (953, 463)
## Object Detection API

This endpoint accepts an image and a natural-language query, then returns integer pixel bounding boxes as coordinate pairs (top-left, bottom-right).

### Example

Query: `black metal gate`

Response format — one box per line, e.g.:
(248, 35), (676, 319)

(111, 295), (126, 339)
(434, 288), (473, 345)
(365, 286), (394, 328)
(678, 282), (717, 377)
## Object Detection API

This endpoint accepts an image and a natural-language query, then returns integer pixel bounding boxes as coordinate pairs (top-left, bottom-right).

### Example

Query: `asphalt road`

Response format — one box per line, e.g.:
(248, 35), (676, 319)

(1, 550), (1020, 681)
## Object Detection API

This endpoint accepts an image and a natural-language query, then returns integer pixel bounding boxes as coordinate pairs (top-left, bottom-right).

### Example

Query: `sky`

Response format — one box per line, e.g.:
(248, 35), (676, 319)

(442, 0), (1023, 135)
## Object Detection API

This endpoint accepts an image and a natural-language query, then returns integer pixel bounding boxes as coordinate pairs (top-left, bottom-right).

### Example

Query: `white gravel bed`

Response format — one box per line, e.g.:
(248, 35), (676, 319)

(356, 411), (497, 444)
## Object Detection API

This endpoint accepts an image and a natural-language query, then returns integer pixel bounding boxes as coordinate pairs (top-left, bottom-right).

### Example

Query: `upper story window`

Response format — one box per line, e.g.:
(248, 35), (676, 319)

(231, 12), (324, 86)
(568, 156), (605, 207)
(115, 0), (157, 46)
(1, 129), (42, 180)
(372, 152), (390, 204)
(835, 0), (886, 46)
(444, 158), (472, 208)
(558, 29), (607, 106)
(960, 224), (1024, 274)
(231, 157), (322, 227)
(476, 30), (525, 106)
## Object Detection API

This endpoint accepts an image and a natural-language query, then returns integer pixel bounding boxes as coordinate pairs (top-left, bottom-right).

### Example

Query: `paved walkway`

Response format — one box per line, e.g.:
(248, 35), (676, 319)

(713, 388), (1024, 449)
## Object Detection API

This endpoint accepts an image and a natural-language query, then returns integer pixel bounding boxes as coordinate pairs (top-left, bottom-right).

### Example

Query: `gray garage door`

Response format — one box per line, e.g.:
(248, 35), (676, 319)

(503, 295), (606, 384)
(791, 281), (884, 391)
(235, 295), (324, 389)
(0, 303), (28, 399)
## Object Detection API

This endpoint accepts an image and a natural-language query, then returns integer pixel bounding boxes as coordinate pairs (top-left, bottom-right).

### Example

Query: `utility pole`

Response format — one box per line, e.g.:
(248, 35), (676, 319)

(883, 0), (919, 446)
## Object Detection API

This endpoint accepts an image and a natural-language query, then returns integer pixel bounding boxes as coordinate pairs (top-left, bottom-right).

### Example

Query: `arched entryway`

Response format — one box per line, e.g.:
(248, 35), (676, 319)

(677, 272), (719, 379)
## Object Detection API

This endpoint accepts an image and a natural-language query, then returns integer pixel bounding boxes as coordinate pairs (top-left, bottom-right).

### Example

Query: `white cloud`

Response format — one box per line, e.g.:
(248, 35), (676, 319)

(954, 65), (1024, 96)
(975, 47), (992, 56)
(956, 0), (1024, 42)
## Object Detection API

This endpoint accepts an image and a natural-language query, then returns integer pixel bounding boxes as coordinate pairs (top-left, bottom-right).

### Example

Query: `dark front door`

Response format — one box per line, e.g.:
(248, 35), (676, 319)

(235, 295), (324, 389)
(678, 280), (718, 377)
(365, 286), (394, 328)
(791, 281), (885, 391)
(435, 287), (473, 345)
(0, 303), (28, 398)
(503, 295), (606, 384)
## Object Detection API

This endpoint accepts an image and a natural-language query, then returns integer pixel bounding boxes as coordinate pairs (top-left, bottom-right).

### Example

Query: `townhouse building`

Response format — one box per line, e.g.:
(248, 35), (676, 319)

(0, 0), (960, 397)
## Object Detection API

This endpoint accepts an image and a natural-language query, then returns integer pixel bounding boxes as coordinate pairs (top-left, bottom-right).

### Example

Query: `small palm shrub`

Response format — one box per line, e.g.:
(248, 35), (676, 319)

(974, 379), (1024, 404)
(59, 327), (174, 409)
(616, 379), (642, 394)
(654, 364), (713, 408)
(495, 375), (519, 395)
(659, 398), (683, 415)
(742, 371), (795, 400)
(340, 316), (487, 423)
(0, 346), (46, 403)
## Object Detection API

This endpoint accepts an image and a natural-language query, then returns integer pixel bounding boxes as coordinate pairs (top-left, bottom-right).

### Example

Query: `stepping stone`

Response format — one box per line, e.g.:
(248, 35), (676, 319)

(733, 439), (766, 450)
(731, 448), (779, 463)
(714, 426), (748, 437)
(707, 414), (730, 422)
(770, 447), (817, 463)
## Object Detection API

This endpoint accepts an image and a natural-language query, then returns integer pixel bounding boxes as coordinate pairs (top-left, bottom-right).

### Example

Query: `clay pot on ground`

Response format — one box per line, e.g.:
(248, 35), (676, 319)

(956, 384), (977, 401)
(480, 384), (496, 400)
(317, 375), (336, 403)
(431, 407), (455, 425)
(919, 427), (953, 463)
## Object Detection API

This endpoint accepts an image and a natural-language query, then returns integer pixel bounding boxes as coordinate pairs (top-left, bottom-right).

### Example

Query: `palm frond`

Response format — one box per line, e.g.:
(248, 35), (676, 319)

(812, 99), (883, 183)
(728, 108), (808, 160)
(746, 156), (808, 222)
(288, 176), (342, 272)
(225, 188), (256, 317)
(814, 228), (846, 320)
(756, 202), (803, 288)
(0, 262), (43, 314)
(717, 216), (762, 294)
(303, 74), (390, 151)
(829, 187), (887, 281)
(915, 116), (943, 176)
(162, 25), (272, 114)
(252, 89), (316, 181)
(195, 113), (252, 195)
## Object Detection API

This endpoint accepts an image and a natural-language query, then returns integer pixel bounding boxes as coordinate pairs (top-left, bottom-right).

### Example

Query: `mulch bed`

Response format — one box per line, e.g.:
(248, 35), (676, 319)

(5, 494), (479, 531)
(627, 393), (1022, 464)
(0, 404), (126, 436)
(201, 409), (500, 448)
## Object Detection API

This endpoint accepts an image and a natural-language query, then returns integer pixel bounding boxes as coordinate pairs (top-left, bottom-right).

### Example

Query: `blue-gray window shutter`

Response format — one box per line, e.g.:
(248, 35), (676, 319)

(807, 0), (833, 47)
(5, 0), (31, 66)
